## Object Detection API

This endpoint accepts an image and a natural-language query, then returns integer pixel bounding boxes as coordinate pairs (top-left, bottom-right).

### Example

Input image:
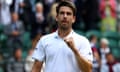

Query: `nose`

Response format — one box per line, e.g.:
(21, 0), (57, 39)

(63, 13), (67, 18)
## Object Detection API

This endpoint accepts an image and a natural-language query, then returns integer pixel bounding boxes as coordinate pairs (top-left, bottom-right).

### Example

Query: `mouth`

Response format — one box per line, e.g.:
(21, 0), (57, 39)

(62, 20), (68, 23)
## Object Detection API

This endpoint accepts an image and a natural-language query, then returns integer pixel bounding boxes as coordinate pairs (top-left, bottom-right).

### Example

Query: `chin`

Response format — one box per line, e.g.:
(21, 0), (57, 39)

(61, 26), (69, 30)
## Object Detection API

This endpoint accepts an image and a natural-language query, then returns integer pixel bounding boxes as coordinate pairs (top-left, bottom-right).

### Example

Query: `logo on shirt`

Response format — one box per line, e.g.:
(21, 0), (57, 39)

(89, 52), (92, 55)
(35, 48), (38, 50)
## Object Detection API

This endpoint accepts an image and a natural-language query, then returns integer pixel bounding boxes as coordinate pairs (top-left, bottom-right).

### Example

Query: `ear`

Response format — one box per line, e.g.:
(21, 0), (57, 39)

(55, 15), (58, 21)
(72, 16), (76, 23)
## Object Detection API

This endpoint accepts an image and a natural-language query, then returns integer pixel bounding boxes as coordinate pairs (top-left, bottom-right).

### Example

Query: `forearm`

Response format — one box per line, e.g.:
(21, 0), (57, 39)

(64, 37), (92, 72)
(32, 65), (41, 72)
(73, 49), (92, 72)
(32, 60), (43, 72)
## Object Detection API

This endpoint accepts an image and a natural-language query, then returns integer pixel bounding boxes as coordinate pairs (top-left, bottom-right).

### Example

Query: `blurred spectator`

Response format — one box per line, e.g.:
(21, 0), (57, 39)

(100, 0), (117, 32)
(4, 12), (24, 52)
(31, 2), (45, 40)
(6, 48), (25, 72)
(46, 2), (58, 33)
(0, 0), (12, 25)
(42, 0), (56, 18)
(98, 38), (110, 65)
(25, 49), (34, 72)
(19, 0), (34, 31)
(101, 52), (120, 72)
(35, 2), (45, 31)
(89, 35), (98, 49)
(89, 35), (101, 72)
(25, 48), (45, 72)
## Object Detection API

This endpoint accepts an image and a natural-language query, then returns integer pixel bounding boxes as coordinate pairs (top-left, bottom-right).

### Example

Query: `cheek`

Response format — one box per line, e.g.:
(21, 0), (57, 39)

(69, 18), (74, 23)
(72, 18), (75, 23)
(56, 16), (62, 21)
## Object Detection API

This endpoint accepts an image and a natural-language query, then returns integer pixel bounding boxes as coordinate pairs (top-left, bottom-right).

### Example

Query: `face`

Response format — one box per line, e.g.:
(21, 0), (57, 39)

(106, 54), (114, 63)
(101, 42), (108, 48)
(15, 49), (22, 59)
(56, 6), (75, 30)
(92, 36), (97, 44)
(12, 13), (18, 22)
(36, 5), (43, 13)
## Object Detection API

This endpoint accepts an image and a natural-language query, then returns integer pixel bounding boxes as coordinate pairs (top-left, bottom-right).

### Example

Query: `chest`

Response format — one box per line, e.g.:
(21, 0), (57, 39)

(44, 38), (81, 60)
(12, 62), (24, 68)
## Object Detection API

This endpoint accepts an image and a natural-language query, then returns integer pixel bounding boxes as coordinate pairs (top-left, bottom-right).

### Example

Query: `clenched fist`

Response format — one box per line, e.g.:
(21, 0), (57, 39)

(64, 37), (77, 52)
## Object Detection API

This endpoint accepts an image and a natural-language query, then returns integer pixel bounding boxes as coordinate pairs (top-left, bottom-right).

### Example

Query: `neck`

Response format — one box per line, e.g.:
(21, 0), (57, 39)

(58, 28), (72, 38)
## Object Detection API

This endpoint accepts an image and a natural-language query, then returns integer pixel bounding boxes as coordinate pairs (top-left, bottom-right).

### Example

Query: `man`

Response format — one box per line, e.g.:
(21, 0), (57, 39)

(98, 38), (110, 65)
(32, 1), (93, 72)
(101, 52), (120, 72)
(4, 12), (24, 52)
(6, 48), (25, 72)
(31, 2), (45, 40)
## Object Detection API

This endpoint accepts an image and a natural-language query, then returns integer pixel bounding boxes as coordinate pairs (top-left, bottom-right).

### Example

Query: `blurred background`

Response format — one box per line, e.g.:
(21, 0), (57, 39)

(0, 0), (120, 72)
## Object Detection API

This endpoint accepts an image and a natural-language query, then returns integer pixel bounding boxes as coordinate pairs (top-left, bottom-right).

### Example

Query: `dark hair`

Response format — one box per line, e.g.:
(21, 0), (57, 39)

(105, 52), (113, 57)
(13, 48), (22, 54)
(56, 1), (76, 16)
(89, 34), (97, 41)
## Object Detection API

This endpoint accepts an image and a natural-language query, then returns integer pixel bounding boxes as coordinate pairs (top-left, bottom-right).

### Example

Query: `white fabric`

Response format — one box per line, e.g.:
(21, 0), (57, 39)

(32, 30), (93, 72)
(101, 63), (120, 72)
(25, 55), (35, 72)
(100, 48), (110, 64)
(0, 0), (12, 25)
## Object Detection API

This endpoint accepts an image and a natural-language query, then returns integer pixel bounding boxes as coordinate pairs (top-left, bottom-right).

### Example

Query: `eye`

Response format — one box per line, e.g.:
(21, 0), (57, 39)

(67, 12), (72, 15)
(60, 11), (64, 15)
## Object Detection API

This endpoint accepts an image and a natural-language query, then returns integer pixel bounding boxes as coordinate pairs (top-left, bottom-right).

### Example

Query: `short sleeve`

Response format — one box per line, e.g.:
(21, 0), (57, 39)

(79, 38), (93, 62)
(32, 38), (45, 62)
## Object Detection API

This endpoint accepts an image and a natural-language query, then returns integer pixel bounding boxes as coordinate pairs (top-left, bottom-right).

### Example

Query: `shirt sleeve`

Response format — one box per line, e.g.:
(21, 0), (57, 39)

(79, 38), (93, 62)
(32, 38), (45, 62)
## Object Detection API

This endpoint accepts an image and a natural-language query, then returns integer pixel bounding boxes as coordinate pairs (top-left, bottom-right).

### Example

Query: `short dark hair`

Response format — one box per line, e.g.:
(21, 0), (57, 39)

(105, 52), (113, 57)
(56, 1), (76, 16)
(89, 34), (97, 41)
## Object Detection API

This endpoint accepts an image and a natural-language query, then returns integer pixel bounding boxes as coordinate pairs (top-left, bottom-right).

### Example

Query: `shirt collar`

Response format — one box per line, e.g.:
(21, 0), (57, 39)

(54, 29), (74, 39)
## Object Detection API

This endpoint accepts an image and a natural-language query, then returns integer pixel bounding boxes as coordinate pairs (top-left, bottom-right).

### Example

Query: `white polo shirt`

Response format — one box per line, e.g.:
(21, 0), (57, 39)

(32, 30), (93, 72)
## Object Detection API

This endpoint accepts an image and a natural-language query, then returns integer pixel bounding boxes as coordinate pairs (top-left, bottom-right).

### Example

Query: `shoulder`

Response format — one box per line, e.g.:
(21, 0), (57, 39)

(115, 62), (120, 66)
(36, 32), (56, 45)
(73, 32), (89, 42)
(40, 32), (56, 41)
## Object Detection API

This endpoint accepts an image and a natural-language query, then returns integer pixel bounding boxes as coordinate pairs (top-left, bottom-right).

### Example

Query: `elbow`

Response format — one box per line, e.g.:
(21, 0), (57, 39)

(87, 62), (93, 72)
(89, 62), (93, 69)
(80, 63), (93, 72)
(83, 62), (93, 72)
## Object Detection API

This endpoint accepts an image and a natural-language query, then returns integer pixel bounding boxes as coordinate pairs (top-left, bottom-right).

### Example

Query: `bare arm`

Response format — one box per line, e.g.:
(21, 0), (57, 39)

(64, 37), (92, 72)
(72, 48), (92, 72)
(32, 60), (43, 72)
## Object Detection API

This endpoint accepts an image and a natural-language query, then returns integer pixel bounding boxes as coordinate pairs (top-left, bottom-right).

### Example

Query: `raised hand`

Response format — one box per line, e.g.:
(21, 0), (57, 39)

(64, 37), (77, 52)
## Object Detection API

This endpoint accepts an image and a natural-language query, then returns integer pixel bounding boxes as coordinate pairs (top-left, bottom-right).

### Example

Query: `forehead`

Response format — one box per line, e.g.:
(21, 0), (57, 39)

(59, 6), (73, 13)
